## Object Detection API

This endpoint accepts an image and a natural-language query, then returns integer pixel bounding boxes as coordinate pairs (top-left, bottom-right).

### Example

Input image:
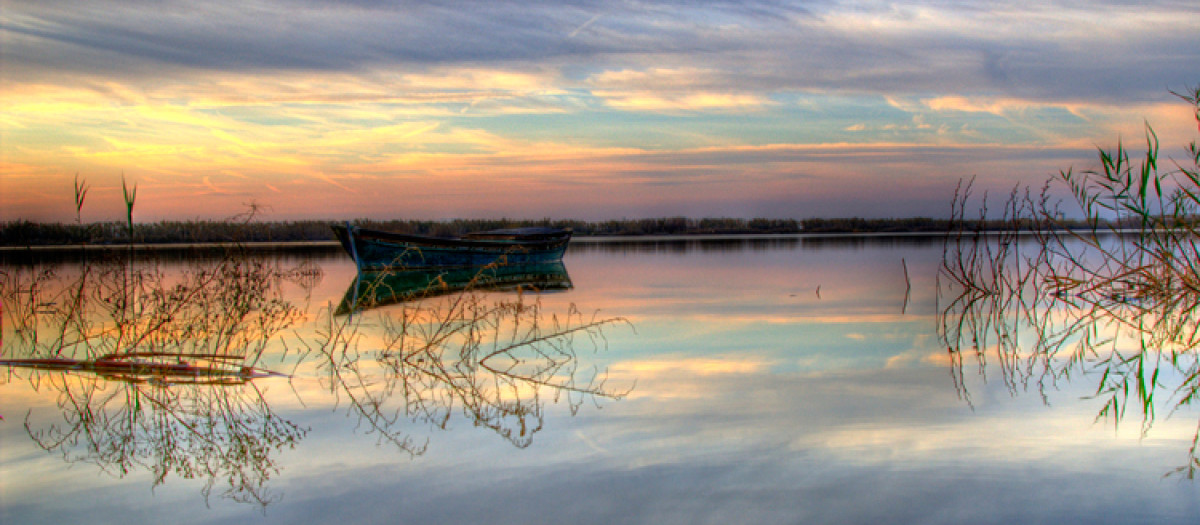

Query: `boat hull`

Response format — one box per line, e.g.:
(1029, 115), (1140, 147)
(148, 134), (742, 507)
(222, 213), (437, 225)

(331, 224), (571, 270)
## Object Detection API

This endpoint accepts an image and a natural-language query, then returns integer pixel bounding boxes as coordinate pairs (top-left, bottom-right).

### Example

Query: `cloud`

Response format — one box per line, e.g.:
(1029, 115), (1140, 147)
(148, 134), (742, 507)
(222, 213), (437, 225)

(584, 67), (775, 112)
(4, 1), (1196, 104)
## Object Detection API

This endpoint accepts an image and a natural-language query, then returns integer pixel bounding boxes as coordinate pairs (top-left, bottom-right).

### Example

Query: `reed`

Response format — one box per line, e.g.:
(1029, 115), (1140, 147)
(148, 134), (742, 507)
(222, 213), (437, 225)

(121, 173), (137, 243)
(938, 85), (1200, 477)
(72, 173), (88, 226)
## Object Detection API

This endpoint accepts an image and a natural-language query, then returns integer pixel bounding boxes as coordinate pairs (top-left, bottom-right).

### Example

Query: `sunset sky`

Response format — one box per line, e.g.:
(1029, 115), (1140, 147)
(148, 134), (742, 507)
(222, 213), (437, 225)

(3, 1), (1198, 223)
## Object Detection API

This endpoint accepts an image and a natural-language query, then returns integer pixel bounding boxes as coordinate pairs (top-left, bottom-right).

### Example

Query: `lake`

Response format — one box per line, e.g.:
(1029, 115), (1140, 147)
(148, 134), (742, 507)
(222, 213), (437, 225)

(2, 235), (1198, 524)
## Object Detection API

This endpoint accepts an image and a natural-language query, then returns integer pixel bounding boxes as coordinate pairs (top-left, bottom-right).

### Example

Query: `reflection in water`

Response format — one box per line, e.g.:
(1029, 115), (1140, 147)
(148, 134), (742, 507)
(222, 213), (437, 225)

(1, 251), (315, 507)
(1, 252), (628, 507)
(337, 261), (572, 314)
(569, 236), (802, 254)
(307, 264), (628, 453)
(938, 180), (1200, 478)
(21, 370), (305, 507)
(567, 233), (944, 255)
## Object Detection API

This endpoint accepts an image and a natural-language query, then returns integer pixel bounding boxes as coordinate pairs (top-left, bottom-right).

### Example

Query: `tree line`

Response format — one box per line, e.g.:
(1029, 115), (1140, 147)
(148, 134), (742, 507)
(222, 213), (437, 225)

(0, 215), (1090, 246)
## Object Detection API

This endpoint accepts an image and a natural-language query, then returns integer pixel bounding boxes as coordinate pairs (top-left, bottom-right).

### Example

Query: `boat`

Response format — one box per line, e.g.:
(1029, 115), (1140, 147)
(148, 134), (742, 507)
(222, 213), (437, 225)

(331, 223), (572, 271)
(336, 261), (572, 314)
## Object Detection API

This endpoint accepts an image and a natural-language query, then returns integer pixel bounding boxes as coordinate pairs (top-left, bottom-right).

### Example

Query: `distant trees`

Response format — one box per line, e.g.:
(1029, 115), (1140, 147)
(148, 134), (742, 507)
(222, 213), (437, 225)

(799, 217), (949, 233)
(0, 219), (340, 246)
(1, 214), (1089, 246)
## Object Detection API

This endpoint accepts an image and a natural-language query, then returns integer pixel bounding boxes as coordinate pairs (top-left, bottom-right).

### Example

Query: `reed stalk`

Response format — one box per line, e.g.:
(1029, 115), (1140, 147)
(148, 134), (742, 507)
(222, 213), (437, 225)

(121, 173), (136, 243)
(72, 173), (88, 226)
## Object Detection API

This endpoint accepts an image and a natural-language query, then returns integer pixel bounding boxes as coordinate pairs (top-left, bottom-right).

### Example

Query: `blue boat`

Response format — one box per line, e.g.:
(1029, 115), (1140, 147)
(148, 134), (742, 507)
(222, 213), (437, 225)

(331, 223), (572, 271)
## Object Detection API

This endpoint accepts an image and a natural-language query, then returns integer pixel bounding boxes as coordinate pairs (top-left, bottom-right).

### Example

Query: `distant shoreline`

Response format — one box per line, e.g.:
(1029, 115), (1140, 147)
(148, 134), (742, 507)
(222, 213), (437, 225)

(0, 217), (958, 248)
(0, 240), (343, 252)
(2, 214), (1139, 250)
(3, 229), (1107, 253)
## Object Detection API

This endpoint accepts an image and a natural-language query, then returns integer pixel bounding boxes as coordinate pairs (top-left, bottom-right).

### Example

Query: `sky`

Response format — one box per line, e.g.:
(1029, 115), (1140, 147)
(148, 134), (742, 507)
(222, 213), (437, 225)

(2, 0), (1199, 223)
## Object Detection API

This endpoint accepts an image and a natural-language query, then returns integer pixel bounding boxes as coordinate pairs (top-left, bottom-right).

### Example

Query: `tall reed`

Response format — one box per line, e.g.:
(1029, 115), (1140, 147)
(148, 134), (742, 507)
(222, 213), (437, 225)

(120, 174), (137, 243)
(72, 173), (88, 226)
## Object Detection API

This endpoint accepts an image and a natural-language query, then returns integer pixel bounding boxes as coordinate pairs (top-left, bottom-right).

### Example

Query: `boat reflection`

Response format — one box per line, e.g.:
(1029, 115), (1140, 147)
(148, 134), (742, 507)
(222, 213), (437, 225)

(336, 261), (573, 314)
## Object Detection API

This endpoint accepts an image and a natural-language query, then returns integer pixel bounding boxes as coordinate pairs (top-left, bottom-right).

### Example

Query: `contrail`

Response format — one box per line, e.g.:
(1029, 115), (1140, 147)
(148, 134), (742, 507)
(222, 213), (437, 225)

(569, 12), (603, 38)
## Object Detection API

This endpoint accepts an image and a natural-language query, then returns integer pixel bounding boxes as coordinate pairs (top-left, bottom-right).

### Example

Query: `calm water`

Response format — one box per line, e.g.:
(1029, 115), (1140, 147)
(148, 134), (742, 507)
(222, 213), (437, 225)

(2, 236), (1198, 524)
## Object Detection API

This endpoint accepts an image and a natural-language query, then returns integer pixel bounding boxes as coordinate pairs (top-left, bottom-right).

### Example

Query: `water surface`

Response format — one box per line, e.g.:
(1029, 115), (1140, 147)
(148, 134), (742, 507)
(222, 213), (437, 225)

(2, 236), (1197, 524)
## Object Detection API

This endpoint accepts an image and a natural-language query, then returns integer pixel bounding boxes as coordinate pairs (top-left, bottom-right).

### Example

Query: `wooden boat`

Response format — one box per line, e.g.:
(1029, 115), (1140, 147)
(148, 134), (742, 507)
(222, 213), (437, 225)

(336, 261), (572, 314)
(331, 223), (572, 270)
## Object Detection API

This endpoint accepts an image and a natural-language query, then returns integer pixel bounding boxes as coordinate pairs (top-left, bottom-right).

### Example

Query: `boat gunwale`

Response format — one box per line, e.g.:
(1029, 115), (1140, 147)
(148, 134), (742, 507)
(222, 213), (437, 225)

(339, 225), (572, 250)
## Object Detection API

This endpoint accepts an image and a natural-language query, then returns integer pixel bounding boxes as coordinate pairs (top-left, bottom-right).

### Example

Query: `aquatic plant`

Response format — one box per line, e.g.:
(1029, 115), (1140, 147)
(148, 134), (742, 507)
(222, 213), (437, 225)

(0, 252), (317, 507)
(939, 85), (1200, 477)
(0, 185), (322, 508)
(2, 255), (305, 365)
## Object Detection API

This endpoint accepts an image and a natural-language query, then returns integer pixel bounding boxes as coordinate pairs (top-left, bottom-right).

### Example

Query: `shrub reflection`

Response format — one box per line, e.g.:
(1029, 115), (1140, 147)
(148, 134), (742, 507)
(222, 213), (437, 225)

(2, 252), (313, 507)
(303, 267), (630, 453)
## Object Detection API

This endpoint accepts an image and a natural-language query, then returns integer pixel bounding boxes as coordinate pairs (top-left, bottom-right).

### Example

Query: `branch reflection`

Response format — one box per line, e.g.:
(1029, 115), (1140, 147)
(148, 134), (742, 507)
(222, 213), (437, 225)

(1, 252), (315, 508)
(308, 263), (629, 453)
(20, 369), (305, 506)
